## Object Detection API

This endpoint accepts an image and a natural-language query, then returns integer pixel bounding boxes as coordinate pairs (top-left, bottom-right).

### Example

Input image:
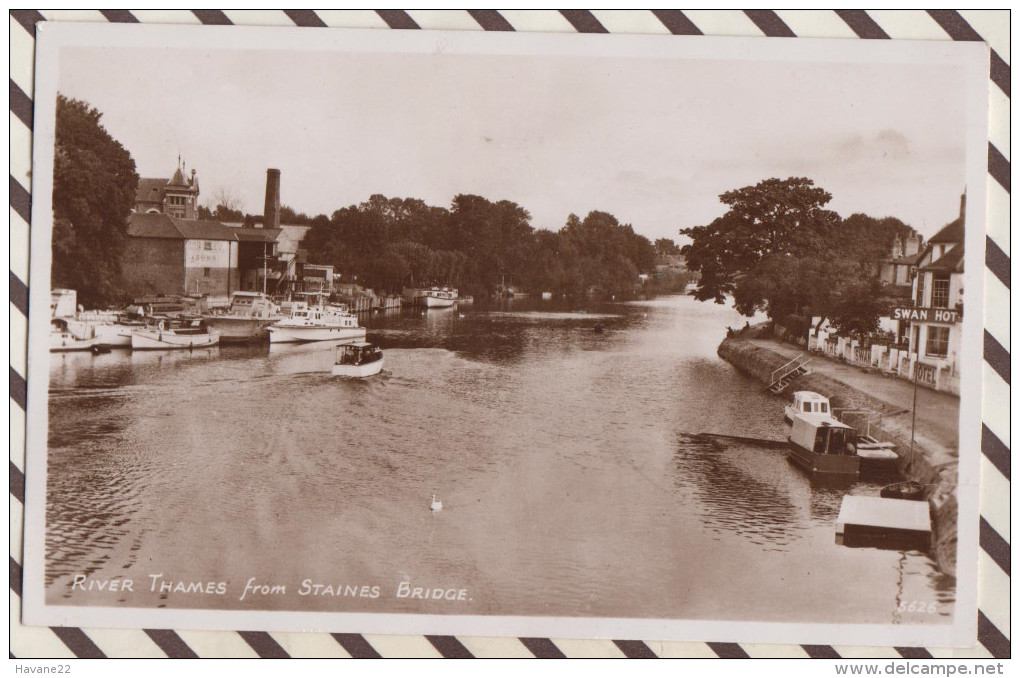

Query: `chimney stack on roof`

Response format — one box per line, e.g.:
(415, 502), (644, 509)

(264, 168), (281, 231)
(958, 190), (966, 221)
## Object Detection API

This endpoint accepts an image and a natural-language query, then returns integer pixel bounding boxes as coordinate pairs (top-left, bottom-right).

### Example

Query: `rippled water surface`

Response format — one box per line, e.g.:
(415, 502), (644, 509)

(46, 295), (954, 624)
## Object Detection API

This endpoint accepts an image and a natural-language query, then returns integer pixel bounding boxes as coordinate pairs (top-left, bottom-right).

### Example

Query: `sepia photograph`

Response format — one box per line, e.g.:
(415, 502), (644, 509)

(21, 21), (988, 647)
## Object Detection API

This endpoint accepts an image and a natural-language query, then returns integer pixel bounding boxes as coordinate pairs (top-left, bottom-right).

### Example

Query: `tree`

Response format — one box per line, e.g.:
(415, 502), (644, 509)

(681, 177), (840, 305)
(214, 186), (242, 214)
(654, 238), (681, 257)
(52, 95), (138, 307)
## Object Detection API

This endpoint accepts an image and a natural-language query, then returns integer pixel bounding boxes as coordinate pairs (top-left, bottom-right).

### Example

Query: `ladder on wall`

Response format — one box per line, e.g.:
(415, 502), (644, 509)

(767, 353), (812, 394)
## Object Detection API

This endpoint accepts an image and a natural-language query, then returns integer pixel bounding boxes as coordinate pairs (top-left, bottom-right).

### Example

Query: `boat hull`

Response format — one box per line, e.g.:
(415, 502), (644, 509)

(51, 333), (101, 352)
(267, 326), (367, 344)
(787, 441), (859, 479)
(332, 357), (384, 378)
(423, 295), (455, 308)
(203, 316), (279, 343)
(131, 329), (220, 350)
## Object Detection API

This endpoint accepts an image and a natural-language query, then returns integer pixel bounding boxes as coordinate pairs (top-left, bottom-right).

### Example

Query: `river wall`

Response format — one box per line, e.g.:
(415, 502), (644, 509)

(717, 336), (958, 577)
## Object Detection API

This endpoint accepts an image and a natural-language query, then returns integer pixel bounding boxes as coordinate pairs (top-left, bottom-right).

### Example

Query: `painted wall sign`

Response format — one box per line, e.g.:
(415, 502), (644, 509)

(185, 240), (230, 268)
(893, 307), (961, 324)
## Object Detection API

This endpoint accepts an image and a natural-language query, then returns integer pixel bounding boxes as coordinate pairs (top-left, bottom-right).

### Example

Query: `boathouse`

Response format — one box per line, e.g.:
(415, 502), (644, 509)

(122, 162), (284, 298)
(121, 213), (281, 298)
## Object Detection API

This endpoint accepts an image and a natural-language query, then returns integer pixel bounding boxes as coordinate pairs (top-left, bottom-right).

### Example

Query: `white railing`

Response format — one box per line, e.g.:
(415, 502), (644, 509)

(769, 353), (810, 386)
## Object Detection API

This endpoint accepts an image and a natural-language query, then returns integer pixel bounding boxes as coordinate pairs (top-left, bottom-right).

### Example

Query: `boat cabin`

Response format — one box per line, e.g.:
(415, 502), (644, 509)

(790, 415), (857, 457)
(336, 341), (382, 366)
(785, 391), (831, 422)
(226, 291), (280, 319)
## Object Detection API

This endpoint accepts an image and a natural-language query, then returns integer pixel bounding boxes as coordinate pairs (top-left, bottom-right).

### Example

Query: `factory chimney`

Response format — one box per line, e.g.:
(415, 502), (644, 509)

(264, 168), (281, 230)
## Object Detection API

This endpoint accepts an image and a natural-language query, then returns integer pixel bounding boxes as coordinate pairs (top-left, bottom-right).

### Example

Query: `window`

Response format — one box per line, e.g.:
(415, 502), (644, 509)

(926, 326), (949, 358)
(931, 274), (950, 308)
(814, 429), (827, 454)
(915, 272), (926, 306)
(203, 267), (211, 277)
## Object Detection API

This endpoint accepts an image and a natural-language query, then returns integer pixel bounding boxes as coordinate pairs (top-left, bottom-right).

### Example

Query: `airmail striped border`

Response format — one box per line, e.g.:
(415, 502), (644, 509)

(9, 9), (1010, 659)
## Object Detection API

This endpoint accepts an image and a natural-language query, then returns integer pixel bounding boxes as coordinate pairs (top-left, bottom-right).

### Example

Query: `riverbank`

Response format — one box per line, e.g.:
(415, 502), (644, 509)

(717, 334), (959, 577)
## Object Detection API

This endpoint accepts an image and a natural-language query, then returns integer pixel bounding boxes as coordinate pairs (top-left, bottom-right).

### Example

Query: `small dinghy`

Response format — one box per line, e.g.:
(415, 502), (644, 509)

(879, 480), (925, 502)
(332, 341), (384, 378)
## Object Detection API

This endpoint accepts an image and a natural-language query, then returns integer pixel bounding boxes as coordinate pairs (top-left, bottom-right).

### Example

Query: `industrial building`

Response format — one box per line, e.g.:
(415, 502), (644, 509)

(121, 163), (282, 298)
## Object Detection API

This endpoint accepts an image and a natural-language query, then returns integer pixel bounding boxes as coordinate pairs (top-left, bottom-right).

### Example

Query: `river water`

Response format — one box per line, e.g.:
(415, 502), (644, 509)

(45, 294), (954, 625)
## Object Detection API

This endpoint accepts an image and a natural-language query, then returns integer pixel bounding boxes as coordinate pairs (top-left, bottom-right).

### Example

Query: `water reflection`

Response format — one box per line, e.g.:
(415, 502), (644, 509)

(42, 295), (954, 623)
(674, 434), (806, 549)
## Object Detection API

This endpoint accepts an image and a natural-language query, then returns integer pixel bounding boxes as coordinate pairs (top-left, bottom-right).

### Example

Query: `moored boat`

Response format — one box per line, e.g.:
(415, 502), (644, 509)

(50, 319), (101, 352)
(787, 413), (860, 480)
(331, 341), (384, 378)
(131, 318), (220, 350)
(856, 435), (900, 479)
(266, 299), (366, 344)
(422, 287), (457, 308)
(202, 291), (282, 343)
(836, 494), (931, 550)
(784, 391), (831, 423)
(880, 480), (925, 502)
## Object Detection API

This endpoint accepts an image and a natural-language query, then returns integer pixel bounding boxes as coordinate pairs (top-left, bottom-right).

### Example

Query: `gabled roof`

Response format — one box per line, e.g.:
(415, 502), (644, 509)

(136, 178), (168, 204)
(929, 216), (963, 245)
(921, 242), (964, 273)
(233, 227), (282, 243)
(890, 250), (926, 266)
(128, 213), (281, 243)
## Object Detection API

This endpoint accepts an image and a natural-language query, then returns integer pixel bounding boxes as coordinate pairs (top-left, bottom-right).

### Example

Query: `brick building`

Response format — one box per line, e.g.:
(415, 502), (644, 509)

(122, 213), (280, 298)
(123, 161), (281, 298)
(134, 159), (201, 219)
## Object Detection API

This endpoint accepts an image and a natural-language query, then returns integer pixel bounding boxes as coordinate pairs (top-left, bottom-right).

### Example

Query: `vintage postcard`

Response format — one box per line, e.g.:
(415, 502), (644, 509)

(21, 22), (988, 646)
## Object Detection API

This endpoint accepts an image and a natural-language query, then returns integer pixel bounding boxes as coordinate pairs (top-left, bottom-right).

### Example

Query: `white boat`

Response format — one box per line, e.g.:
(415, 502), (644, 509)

(202, 291), (282, 343)
(65, 311), (145, 348)
(50, 319), (101, 352)
(784, 391), (831, 423)
(422, 287), (457, 308)
(131, 318), (220, 350)
(787, 413), (860, 480)
(331, 341), (384, 378)
(266, 300), (366, 344)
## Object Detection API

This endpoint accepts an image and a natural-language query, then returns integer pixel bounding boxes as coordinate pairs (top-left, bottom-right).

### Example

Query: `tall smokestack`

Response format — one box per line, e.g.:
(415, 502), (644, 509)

(264, 168), (281, 230)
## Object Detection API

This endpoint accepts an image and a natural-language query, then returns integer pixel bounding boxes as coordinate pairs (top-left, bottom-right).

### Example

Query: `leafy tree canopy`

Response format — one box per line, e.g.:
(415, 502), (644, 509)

(301, 194), (658, 299)
(654, 238), (682, 257)
(681, 177), (839, 305)
(682, 177), (917, 338)
(52, 94), (138, 307)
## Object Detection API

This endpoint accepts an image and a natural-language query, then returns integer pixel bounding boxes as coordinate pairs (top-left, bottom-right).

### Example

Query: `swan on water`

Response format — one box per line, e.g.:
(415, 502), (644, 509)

(430, 494), (443, 512)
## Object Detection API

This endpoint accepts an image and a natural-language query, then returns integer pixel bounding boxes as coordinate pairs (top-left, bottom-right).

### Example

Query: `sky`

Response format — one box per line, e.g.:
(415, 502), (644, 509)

(57, 35), (972, 242)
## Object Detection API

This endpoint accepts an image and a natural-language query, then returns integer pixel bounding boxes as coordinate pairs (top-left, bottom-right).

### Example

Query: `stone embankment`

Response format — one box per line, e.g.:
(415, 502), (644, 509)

(717, 336), (959, 577)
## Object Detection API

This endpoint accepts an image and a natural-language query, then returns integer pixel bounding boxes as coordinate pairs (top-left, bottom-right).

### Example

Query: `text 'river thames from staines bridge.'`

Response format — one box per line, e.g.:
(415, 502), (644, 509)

(46, 295), (952, 624)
